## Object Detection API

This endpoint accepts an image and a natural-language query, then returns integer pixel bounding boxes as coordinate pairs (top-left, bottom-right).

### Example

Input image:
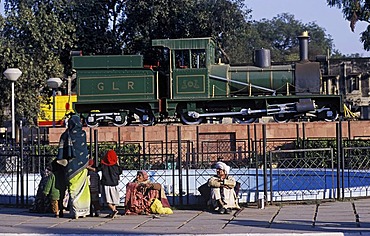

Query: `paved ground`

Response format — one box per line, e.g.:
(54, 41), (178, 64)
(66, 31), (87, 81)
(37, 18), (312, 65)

(0, 199), (370, 236)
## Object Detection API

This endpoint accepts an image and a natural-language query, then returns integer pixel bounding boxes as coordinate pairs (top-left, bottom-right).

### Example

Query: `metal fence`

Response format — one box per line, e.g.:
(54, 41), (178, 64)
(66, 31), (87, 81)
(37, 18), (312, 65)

(1, 122), (370, 208)
(268, 148), (335, 202)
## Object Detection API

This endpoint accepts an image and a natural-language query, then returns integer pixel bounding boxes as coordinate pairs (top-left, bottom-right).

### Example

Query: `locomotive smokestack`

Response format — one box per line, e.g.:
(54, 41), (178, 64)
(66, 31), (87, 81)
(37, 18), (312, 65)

(298, 31), (310, 62)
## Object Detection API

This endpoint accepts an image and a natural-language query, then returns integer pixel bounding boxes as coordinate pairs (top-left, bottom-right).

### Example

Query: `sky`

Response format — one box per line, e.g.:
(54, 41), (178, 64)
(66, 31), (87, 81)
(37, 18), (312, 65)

(245, 0), (370, 57)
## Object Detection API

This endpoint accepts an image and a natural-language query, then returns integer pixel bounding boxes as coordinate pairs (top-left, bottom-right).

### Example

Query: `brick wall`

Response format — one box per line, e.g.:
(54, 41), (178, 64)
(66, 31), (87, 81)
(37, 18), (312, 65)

(48, 120), (370, 143)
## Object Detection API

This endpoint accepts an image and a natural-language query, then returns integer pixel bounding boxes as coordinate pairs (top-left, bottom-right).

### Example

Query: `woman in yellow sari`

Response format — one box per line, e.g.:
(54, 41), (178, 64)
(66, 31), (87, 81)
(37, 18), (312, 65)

(57, 115), (90, 219)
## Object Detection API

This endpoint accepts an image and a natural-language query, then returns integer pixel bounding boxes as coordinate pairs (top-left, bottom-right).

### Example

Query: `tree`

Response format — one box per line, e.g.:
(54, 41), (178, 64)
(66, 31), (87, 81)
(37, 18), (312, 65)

(0, 0), (76, 126)
(250, 13), (334, 62)
(65, 0), (124, 56)
(327, 0), (370, 51)
(0, 0), (131, 126)
(119, 0), (252, 64)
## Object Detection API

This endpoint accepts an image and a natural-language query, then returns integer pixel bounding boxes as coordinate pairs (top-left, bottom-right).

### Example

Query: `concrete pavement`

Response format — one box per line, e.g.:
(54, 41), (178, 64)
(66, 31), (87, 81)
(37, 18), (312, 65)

(0, 199), (370, 235)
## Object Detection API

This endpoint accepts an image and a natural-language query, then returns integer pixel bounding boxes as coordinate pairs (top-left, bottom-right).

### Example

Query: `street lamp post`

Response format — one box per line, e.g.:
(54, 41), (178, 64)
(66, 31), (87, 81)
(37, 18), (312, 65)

(3, 68), (22, 142)
(47, 78), (63, 128)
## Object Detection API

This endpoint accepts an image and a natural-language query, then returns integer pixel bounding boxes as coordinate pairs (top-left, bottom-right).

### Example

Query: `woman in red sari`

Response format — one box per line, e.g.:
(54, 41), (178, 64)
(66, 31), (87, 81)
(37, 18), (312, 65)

(125, 170), (171, 215)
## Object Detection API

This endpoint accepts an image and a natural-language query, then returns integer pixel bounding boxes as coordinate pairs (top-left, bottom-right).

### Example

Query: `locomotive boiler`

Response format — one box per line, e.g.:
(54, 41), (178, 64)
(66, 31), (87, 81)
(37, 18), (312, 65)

(72, 32), (342, 127)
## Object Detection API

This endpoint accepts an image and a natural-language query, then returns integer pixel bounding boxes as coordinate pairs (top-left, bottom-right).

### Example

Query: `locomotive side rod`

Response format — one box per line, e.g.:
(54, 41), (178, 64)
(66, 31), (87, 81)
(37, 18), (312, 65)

(188, 107), (295, 118)
(187, 101), (315, 118)
(187, 109), (258, 118)
(209, 74), (277, 95)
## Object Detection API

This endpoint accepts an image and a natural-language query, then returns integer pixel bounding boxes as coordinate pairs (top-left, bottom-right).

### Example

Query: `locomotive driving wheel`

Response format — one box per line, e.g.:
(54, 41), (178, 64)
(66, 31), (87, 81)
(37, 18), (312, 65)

(322, 106), (339, 122)
(233, 115), (257, 124)
(86, 115), (99, 127)
(112, 114), (129, 127)
(139, 113), (156, 126)
(179, 111), (204, 125)
(273, 113), (291, 123)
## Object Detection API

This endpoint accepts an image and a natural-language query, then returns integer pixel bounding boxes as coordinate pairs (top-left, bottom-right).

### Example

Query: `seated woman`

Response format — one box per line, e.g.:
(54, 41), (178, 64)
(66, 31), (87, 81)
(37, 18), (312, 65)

(207, 161), (240, 214)
(125, 170), (172, 215)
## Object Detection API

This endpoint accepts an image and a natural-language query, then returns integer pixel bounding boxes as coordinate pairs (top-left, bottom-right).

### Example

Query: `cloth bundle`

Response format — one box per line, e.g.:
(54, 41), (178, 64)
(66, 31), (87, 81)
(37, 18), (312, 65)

(150, 198), (173, 214)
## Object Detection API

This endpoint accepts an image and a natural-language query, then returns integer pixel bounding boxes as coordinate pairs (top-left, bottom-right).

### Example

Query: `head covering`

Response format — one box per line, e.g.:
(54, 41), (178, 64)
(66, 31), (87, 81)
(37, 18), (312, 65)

(137, 170), (149, 181)
(101, 150), (118, 166)
(56, 114), (89, 180)
(215, 161), (230, 175)
(67, 115), (82, 130)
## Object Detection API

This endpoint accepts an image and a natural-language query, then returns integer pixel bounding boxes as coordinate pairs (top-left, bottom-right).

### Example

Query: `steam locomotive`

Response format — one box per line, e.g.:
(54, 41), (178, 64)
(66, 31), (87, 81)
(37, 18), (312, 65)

(71, 32), (342, 127)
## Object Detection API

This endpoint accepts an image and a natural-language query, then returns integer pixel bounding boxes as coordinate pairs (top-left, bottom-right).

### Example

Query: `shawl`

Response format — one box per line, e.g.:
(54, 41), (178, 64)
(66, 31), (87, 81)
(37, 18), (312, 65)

(125, 170), (170, 215)
(101, 150), (118, 166)
(134, 170), (149, 182)
(125, 181), (170, 215)
(57, 115), (89, 180)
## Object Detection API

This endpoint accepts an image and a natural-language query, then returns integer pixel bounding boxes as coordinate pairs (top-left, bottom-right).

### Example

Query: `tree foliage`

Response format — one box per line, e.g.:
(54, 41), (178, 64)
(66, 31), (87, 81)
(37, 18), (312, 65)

(0, 0), (75, 126)
(120, 0), (252, 64)
(66, 0), (124, 56)
(249, 13), (334, 62)
(327, 0), (370, 51)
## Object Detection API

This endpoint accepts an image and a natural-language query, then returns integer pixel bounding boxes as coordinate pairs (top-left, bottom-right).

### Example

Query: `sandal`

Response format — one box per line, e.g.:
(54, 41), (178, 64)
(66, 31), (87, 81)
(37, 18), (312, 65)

(111, 210), (119, 218)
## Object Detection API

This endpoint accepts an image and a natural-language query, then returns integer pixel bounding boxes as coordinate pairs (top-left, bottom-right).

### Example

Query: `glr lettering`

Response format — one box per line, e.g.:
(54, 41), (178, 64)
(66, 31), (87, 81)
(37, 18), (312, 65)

(96, 81), (135, 91)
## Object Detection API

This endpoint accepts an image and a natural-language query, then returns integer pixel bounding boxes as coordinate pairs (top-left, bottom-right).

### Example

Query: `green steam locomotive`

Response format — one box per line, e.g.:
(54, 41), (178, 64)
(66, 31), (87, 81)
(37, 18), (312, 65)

(72, 32), (342, 127)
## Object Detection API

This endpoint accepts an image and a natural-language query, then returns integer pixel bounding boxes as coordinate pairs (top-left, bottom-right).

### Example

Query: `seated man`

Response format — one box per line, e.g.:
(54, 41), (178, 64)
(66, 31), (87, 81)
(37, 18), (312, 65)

(125, 170), (172, 215)
(207, 161), (240, 214)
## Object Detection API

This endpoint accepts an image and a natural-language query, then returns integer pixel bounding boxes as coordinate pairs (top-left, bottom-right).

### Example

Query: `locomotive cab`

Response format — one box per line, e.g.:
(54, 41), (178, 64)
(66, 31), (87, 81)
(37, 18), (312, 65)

(152, 38), (221, 124)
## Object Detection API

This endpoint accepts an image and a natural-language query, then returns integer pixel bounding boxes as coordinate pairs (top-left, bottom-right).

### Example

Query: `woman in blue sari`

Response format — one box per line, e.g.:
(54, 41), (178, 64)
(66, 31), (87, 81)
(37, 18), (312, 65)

(57, 115), (90, 219)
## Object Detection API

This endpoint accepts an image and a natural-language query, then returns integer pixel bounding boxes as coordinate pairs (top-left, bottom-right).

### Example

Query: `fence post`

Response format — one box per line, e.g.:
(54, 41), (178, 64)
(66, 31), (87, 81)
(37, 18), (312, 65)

(89, 127), (93, 160)
(268, 151), (272, 205)
(142, 127), (146, 169)
(336, 122), (342, 199)
(296, 123), (300, 148)
(254, 124), (259, 203)
(347, 120), (351, 140)
(339, 120), (344, 199)
(177, 126), (183, 206)
(302, 122), (306, 149)
(42, 128), (47, 144)
(20, 123), (24, 207)
(118, 127), (121, 147)
(186, 140), (190, 204)
(196, 126), (199, 167)
(15, 130), (19, 206)
(247, 125), (251, 161)
(262, 124), (268, 205)
(94, 129), (98, 165)
(37, 128), (41, 156)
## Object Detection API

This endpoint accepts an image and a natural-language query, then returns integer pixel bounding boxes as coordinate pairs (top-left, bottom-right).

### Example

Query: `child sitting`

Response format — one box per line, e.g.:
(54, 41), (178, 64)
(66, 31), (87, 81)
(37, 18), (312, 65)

(43, 160), (66, 218)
